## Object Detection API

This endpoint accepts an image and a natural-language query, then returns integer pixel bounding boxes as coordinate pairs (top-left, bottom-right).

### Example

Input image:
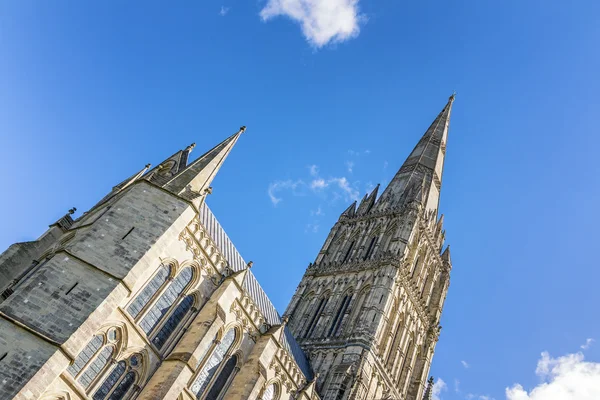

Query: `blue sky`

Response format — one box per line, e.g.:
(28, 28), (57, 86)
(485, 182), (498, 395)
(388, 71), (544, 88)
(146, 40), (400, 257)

(1, 1), (600, 399)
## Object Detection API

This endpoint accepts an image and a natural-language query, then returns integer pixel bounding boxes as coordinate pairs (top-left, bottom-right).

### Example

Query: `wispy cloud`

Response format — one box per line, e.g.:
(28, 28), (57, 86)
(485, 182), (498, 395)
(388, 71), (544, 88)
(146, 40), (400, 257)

(268, 163), (359, 206)
(219, 6), (230, 16)
(454, 379), (461, 393)
(506, 351), (600, 399)
(268, 179), (305, 205)
(432, 378), (447, 400)
(345, 160), (354, 173)
(461, 360), (470, 369)
(305, 223), (319, 233)
(383, 160), (389, 170)
(581, 338), (595, 350)
(310, 206), (324, 216)
(260, 0), (364, 48)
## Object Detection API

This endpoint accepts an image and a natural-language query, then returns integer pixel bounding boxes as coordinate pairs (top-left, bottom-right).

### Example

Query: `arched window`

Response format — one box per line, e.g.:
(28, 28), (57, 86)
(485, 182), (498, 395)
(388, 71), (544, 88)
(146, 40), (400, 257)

(127, 264), (170, 318)
(67, 328), (122, 392)
(348, 286), (370, 328)
(203, 355), (238, 400)
(152, 294), (194, 349)
(190, 329), (236, 397)
(328, 294), (352, 336)
(420, 272), (430, 298)
(128, 265), (195, 351)
(342, 241), (355, 263)
(305, 296), (329, 338)
(411, 256), (420, 278)
(93, 353), (142, 400)
(261, 384), (279, 400)
(363, 237), (377, 260)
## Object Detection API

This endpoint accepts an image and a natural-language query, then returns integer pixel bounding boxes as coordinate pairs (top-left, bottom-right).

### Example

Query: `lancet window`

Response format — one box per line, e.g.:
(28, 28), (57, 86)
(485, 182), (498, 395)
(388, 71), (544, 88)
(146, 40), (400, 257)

(342, 241), (355, 263)
(127, 264), (196, 351)
(92, 353), (142, 400)
(305, 296), (329, 338)
(363, 236), (378, 260)
(328, 292), (352, 336)
(189, 328), (238, 399)
(67, 328), (126, 396)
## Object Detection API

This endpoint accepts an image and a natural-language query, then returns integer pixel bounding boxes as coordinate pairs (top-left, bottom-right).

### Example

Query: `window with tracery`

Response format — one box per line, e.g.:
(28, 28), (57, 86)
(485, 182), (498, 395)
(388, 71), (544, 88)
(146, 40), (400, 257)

(329, 293), (352, 336)
(92, 353), (142, 400)
(203, 355), (238, 400)
(127, 265), (195, 350)
(364, 236), (378, 260)
(189, 329), (237, 398)
(305, 296), (329, 338)
(67, 328), (121, 393)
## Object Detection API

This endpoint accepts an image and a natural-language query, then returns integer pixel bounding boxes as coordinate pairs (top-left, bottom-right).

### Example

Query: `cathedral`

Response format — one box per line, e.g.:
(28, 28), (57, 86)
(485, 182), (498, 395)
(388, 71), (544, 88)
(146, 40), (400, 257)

(0, 95), (455, 400)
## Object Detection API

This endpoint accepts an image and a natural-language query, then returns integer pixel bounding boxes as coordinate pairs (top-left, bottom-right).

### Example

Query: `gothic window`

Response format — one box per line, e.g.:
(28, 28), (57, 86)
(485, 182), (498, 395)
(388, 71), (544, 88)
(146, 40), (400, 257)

(305, 296), (329, 338)
(92, 353), (142, 400)
(261, 384), (279, 400)
(348, 286), (370, 328)
(67, 329), (123, 392)
(128, 265), (195, 351)
(127, 264), (170, 318)
(203, 355), (238, 400)
(328, 294), (352, 336)
(342, 241), (355, 263)
(152, 294), (194, 349)
(139, 266), (193, 334)
(78, 346), (114, 388)
(398, 339), (414, 384)
(420, 272), (430, 297)
(67, 335), (103, 377)
(363, 236), (377, 260)
(411, 256), (420, 278)
(190, 329), (237, 398)
(385, 315), (404, 368)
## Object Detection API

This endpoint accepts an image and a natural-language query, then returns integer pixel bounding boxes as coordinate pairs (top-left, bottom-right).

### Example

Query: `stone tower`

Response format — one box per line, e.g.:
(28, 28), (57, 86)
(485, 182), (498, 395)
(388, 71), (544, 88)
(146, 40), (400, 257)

(284, 96), (455, 400)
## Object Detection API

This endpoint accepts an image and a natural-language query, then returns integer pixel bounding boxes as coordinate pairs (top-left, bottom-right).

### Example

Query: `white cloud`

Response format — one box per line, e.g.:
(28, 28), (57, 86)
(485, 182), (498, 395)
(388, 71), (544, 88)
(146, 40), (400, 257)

(305, 223), (319, 233)
(310, 206), (324, 216)
(345, 160), (354, 173)
(506, 351), (600, 400)
(268, 179), (305, 205)
(308, 164), (319, 177)
(581, 338), (595, 350)
(219, 6), (230, 16)
(383, 160), (389, 170)
(310, 178), (327, 190)
(432, 378), (447, 400)
(454, 379), (460, 393)
(461, 360), (470, 369)
(260, 0), (364, 48)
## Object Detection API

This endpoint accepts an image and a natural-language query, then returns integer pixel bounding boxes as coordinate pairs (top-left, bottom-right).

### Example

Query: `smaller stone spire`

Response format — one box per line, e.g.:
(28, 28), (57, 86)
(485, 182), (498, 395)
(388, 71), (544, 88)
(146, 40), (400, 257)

(441, 246), (451, 264)
(163, 126), (245, 202)
(423, 376), (435, 400)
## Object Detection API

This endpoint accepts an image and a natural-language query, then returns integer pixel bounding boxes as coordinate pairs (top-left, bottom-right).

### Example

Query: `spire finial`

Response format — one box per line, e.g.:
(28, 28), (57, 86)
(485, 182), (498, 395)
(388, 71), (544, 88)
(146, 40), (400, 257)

(145, 163), (151, 169)
(449, 91), (456, 101)
(239, 126), (246, 133)
(68, 207), (77, 215)
(185, 143), (196, 152)
(246, 261), (253, 269)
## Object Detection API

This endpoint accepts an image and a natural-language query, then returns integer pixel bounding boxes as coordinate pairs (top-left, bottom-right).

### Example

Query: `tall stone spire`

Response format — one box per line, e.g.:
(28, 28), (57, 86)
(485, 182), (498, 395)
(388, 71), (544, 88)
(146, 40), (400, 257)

(378, 94), (455, 214)
(163, 126), (245, 201)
